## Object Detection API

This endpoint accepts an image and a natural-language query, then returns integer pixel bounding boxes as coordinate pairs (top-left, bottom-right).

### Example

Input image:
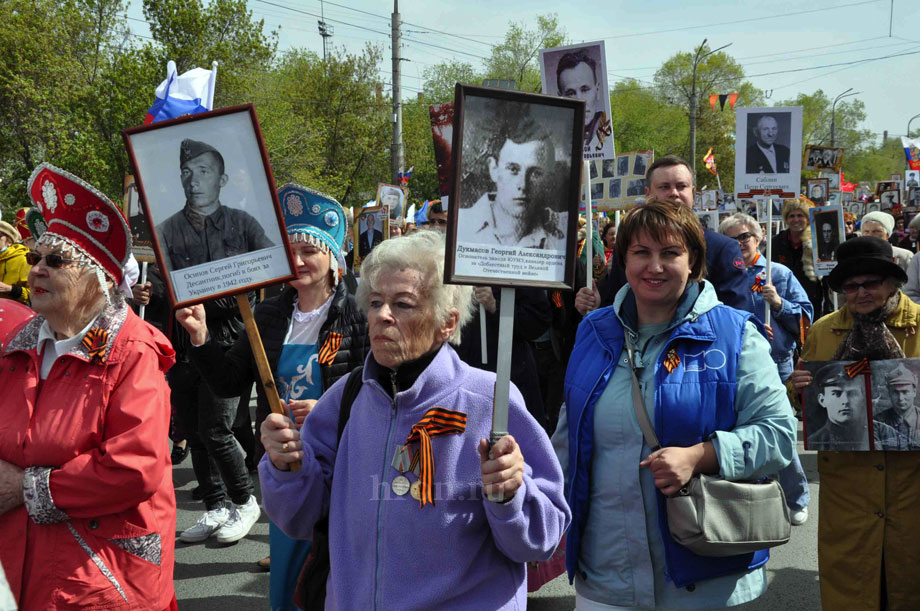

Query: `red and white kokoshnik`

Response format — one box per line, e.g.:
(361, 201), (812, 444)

(26, 163), (131, 284)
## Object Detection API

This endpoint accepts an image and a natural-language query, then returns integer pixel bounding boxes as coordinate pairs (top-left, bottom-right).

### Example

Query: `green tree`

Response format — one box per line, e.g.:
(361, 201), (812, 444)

(421, 59), (478, 104)
(483, 14), (566, 93)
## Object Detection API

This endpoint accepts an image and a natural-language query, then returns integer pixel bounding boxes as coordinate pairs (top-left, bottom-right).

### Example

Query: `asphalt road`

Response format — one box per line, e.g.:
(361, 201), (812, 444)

(174, 420), (821, 610)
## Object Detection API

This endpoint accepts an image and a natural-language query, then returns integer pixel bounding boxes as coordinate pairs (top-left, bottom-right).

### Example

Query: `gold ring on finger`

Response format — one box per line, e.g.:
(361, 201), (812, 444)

(282, 442), (289, 452)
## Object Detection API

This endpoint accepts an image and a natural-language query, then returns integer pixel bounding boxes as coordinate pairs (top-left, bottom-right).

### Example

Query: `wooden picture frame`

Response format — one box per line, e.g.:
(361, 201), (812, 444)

(802, 145), (844, 173)
(352, 205), (389, 276)
(445, 84), (584, 289)
(123, 104), (295, 308)
(807, 178), (830, 205)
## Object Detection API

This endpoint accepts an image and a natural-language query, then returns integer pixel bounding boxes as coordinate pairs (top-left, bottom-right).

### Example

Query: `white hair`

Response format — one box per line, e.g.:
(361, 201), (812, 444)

(356, 230), (474, 345)
(718, 212), (762, 241)
(35, 234), (123, 306)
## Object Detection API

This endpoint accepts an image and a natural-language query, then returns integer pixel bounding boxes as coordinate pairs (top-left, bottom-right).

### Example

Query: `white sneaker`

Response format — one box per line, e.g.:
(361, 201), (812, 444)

(791, 506), (809, 526)
(216, 495), (261, 543)
(179, 506), (230, 543)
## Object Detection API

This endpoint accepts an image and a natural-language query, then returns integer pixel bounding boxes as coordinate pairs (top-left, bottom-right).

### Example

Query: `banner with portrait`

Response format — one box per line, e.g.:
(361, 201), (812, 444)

(589, 150), (654, 211)
(539, 40), (614, 162)
(734, 106), (803, 200)
(809, 204), (844, 276)
(445, 84), (583, 289)
(801, 359), (920, 451)
(123, 104), (295, 307)
(429, 102), (454, 204)
(122, 174), (156, 263)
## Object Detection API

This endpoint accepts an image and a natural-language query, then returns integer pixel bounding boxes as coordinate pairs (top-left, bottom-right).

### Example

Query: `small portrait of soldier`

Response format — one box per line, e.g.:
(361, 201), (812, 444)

(873, 362), (920, 450)
(807, 364), (869, 450)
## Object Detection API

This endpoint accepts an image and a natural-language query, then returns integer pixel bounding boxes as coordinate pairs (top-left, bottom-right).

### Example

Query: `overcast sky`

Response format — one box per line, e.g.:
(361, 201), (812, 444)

(128, 0), (920, 142)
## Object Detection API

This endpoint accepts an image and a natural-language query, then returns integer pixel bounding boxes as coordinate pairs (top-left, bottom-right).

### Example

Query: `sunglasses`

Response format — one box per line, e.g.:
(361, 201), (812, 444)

(840, 278), (884, 294)
(733, 232), (756, 243)
(25, 251), (81, 268)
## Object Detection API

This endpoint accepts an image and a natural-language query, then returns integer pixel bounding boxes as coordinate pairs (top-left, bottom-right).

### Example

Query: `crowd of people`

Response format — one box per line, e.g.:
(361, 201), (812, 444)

(0, 153), (918, 610)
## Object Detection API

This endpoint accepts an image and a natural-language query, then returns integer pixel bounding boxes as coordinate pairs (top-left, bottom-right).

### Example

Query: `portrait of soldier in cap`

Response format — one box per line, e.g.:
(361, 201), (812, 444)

(873, 361), (920, 450)
(806, 363), (870, 450)
(156, 138), (274, 272)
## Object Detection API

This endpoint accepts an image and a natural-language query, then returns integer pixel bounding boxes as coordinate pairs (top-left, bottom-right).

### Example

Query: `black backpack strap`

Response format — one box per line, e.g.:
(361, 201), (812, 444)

(336, 366), (363, 446)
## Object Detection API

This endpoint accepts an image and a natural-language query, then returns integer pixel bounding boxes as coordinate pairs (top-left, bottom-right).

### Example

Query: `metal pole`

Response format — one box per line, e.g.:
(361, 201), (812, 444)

(688, 40), (731, 177)
(488, 287), (516, 502)
(830, 88), (856, 147)
(390, 1), (404, 184)
(908, 113), (920, 139)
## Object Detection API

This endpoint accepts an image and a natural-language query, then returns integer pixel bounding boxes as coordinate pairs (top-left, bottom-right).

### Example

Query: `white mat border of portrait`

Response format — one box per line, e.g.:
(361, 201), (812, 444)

(801, 361), (873, 451)
(444, 84), (583, 290)
(538, 40), (615, 162)
(809, 204), (845, 276)
(123, 104), (296, 308)
(734, 105), (803, 199)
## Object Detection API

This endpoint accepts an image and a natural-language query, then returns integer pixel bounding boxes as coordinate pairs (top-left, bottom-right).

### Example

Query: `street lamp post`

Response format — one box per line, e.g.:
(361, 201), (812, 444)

(830, 88), (859, 147)
(908, 113), (920, 139)
(689, 39), (732, 175)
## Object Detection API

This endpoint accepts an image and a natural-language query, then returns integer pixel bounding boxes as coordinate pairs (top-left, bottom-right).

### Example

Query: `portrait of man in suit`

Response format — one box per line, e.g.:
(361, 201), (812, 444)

(745, 114), (790, 174)
(358, 211), (384, 258)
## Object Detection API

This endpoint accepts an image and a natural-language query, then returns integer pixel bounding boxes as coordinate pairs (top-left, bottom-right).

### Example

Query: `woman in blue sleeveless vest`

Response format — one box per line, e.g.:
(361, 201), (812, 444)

(553, 199), (796, 609)
(176, 184), (368, 611)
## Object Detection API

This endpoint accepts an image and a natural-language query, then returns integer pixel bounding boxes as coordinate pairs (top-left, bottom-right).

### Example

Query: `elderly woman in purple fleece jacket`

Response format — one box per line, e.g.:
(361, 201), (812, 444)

(259, 230), (570, 609)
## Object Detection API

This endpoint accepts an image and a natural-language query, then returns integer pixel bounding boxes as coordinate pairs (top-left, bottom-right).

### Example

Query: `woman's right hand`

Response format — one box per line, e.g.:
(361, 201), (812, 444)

(574, 284), (600, 316)
(789, 367), (812, 390)
(175, 304), (208, 346)
(261, 413), (303, 471)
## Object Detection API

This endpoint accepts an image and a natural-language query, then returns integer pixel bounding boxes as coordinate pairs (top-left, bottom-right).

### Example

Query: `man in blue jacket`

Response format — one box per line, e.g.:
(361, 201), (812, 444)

(581, 155), (748, 314)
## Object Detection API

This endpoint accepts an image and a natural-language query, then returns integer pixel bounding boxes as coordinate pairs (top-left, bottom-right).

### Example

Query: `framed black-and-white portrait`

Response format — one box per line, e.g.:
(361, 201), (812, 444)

(909, 187), (920, 209)
(802, 145), (844, 173)
(870, 359), (920, 451)
(633, 153), (649, 177)
(906, 170), (920, 189)
(701, 190), (718, 210)
(807, 178), (830, 205)
(695, 210), (718, 232)
(602, 159), (617, 178)
(352, 205), (389, 276)
(608, 178), (622, 199)
(810, 204), (845, 273)
(123, 104), (294, 307)
(866, 202), (881, 213)
(876, 180), (900, 198)
(447, 84), (583, 289)
(847, 202), (864, 216)
(822, 172), (841, 190)
(802, 361), (871, 451)
(376, 183), (407, 222)
(617, 155), (629, 177)
(539, 40), (614, 161)
(734, 106), (803, 199)
(880, 189), (901, 209)
(591, 181), (603, 201)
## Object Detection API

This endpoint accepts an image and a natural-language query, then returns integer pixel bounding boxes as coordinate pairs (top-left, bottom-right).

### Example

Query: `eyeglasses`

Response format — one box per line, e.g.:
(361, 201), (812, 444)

(25, 251), (81, 268)
(733, 232), (756, 243)
(840, 278), (885, 294)
(430, 218), (448, 226)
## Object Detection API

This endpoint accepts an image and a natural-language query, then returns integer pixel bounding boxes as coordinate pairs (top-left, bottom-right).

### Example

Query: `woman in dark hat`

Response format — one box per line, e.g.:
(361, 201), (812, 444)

(790, 236), (920, 610)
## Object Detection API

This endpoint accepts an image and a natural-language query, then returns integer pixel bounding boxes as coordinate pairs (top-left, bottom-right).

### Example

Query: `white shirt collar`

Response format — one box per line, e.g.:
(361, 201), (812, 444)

(37, 315), (100, 379)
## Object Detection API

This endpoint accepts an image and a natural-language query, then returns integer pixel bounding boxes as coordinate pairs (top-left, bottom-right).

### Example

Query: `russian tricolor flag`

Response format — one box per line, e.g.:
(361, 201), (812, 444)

(144, 60), (218, 125)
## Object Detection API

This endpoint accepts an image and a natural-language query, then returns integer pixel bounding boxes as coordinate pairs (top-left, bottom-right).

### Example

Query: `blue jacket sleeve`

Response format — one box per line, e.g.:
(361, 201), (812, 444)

(710, 321), (797, 480)
(773, 266), (814, 339)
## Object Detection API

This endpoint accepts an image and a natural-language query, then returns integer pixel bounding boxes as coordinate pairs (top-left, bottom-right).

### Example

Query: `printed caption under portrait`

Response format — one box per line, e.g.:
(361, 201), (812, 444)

(170, 245), (289, 302)
(456, 244), (566, 283)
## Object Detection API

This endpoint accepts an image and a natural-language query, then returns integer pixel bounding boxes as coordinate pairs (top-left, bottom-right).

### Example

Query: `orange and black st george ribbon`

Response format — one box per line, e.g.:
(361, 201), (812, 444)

(403, 408), (468, 507)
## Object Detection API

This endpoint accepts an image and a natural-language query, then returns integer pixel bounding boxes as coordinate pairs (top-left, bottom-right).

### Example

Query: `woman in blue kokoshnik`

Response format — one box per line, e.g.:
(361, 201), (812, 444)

(553, 198), (796, 610)
(176, 184), (368, 610)
(258, 230), (570, 609)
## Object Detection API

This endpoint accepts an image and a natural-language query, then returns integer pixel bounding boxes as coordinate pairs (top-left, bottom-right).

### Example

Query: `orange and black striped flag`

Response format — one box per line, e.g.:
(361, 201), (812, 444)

(663, 347), (681, 374)
(318, 331), (342, 366)
(845, 358), (870, 379)
(404, 408), (468, 507)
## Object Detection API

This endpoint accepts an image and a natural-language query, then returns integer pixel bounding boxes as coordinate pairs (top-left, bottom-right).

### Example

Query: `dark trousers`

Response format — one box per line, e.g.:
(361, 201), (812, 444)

(534, 340), (565, 436)
(232, 382), (256, 471)
(170, 360), (254, 510)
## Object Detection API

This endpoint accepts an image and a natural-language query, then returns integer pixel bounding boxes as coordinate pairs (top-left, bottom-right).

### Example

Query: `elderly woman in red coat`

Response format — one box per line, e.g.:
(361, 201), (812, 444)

(0, 164), (176, 610)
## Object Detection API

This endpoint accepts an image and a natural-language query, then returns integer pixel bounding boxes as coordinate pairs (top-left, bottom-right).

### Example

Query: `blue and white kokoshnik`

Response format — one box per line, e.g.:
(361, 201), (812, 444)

(278, 182), (347, 279)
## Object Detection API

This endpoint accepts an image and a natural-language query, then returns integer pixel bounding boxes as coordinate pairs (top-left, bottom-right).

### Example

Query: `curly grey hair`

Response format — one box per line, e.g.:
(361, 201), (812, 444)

(356, 230), (474, 344)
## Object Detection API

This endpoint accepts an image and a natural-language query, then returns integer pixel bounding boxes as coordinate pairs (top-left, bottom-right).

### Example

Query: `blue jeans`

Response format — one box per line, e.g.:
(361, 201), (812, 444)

(777, 451), (810, 511)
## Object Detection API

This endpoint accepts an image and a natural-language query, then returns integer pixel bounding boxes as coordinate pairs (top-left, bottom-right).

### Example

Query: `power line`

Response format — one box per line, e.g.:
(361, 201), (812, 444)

(602, 0), (882, 40)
